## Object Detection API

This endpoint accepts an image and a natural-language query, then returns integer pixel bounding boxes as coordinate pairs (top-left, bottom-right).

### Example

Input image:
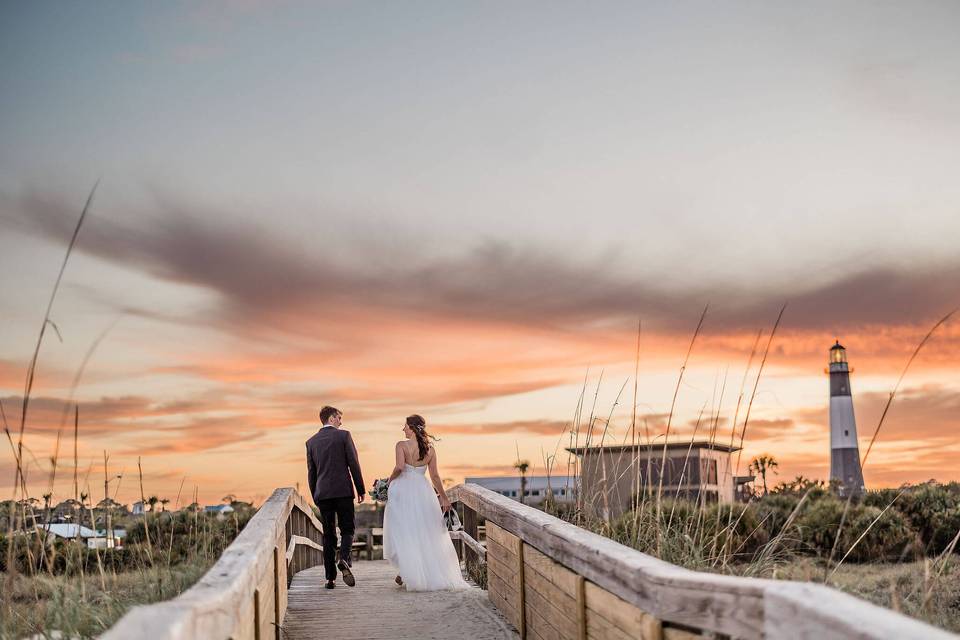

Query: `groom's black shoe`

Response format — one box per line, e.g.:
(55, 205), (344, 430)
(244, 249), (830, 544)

(337, 559), (356, 587)
(325, 579), (335, 589)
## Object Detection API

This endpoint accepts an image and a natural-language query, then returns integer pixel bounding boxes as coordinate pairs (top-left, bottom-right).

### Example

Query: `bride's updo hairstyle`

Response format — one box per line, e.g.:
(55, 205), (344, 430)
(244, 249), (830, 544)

(406, 414), (432, 460)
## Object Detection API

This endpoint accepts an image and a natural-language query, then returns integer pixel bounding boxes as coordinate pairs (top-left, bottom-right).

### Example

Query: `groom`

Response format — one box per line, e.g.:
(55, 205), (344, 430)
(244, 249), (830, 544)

(306, 405), (365, 589)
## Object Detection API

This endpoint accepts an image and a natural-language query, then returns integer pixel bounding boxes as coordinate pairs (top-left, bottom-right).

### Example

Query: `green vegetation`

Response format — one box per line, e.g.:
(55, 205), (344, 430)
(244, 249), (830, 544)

(774, 559), (960, 634)
(597, 481), (960, 567)
(541, 306), (960, 632)
(1, 506), (256, 639)
(548, 480), (960, 632)
(2, 563), (210, 639)
(0, 193), (263, 638)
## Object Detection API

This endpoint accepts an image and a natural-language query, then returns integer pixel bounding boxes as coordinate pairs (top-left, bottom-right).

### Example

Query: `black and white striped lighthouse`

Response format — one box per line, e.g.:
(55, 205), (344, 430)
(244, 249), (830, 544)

(828, 341), (865, 496)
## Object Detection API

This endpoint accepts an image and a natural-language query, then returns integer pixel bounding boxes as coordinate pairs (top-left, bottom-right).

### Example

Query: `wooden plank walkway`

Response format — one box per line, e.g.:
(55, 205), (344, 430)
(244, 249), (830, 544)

(282, 560), (518, 640)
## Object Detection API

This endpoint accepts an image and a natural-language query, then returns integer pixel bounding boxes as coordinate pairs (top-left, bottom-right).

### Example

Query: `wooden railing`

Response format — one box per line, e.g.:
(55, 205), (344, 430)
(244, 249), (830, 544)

(102, 488), (324, 640)
(448, 483), (957, 640)
(99, 483), (957, 639)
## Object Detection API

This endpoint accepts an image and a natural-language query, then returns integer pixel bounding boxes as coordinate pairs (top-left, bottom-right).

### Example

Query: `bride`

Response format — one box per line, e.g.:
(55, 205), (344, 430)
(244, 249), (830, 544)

(383, 414), (470, 591)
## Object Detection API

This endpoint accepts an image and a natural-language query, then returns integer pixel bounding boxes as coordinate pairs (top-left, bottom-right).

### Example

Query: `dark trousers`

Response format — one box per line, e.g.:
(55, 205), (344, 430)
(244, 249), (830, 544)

(316, 496), (355, 580)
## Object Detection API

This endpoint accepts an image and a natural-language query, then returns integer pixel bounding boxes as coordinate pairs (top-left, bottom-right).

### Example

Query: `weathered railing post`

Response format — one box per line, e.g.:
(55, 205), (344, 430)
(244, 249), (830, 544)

(452, 503), (464, 561)
(273, 545), (281, 640)
(462, 502), (478, 577)
(296, 509), (304, 575)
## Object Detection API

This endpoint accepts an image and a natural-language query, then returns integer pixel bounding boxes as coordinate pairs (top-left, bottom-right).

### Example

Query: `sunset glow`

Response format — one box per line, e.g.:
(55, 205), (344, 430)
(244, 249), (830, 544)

(3, 2), (960, 508)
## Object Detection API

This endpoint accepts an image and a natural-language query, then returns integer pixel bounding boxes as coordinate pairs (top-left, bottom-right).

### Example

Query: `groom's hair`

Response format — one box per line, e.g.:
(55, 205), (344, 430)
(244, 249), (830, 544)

(319, 406), (340, 423)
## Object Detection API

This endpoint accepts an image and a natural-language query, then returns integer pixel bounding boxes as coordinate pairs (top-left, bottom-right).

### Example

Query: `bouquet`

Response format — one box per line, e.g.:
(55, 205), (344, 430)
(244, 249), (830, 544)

(370, 478), (389, 502)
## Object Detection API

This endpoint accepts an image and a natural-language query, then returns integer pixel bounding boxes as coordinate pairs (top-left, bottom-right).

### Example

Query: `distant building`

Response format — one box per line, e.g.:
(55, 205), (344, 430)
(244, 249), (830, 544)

(734, 474), (757, 502)
(466, 476), (575, 507)
(132, 501), (145, 515)
(39, 523), (98, 540)
(36, 523), (125, 549)
(566, 441), (741, 520)
(828, 341), (865, 497)
(205, 504), (235, 516)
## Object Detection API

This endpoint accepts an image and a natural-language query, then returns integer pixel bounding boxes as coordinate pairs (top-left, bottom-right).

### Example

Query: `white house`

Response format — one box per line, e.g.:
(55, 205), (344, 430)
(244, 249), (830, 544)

(40, 523), (98, 540)
(37, 523), (125, 549)
(205, 504), (235, 516)
(465, 476), (575, 506)
(131, 501), (145, 515)
(88, 529), (126, 549)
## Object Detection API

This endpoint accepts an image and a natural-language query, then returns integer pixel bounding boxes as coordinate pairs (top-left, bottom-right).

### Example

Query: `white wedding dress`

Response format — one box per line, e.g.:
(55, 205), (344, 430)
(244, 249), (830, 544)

(383, 463), (470, 591)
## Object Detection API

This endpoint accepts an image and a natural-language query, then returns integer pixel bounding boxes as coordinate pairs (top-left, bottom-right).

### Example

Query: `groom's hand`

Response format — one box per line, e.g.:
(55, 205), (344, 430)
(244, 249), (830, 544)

(357, 493), (365, 504)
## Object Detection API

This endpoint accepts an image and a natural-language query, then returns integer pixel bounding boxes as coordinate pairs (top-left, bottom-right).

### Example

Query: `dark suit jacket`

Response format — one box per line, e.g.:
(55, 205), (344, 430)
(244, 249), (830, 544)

(306, 426), (365, 503)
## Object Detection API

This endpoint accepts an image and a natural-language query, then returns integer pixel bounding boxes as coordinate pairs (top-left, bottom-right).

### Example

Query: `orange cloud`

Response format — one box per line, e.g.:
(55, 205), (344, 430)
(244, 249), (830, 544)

(792, 385), (960, 444)
(119, 415), (267, 457)
(5, 191), (960, 502)
(433, 419), (569, 436)
(2, 394), (231, 436)
(445, 463), (545, 477)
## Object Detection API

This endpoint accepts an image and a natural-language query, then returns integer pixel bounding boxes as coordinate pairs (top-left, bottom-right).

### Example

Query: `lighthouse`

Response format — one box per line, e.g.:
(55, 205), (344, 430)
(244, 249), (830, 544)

(828, 341), (865, 496)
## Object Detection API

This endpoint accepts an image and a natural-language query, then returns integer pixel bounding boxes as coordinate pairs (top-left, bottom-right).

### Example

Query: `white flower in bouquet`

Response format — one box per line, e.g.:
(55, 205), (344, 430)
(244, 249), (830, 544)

(370, 478), (389, 502)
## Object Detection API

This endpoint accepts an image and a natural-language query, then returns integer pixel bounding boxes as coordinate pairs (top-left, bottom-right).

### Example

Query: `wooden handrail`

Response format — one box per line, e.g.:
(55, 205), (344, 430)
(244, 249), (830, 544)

(100, 483), (951, 639)
(448, 483), (956, 640)
(102, 488), (324, 640)
(449, 529), (486, 562)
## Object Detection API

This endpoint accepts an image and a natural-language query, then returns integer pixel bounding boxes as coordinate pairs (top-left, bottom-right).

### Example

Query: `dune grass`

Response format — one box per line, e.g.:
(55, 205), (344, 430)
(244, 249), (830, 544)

(773, 558), (960, 634)
(539, 306), (960, 633)
(2, 562), (211, 640)
(0, 188), (255, 638)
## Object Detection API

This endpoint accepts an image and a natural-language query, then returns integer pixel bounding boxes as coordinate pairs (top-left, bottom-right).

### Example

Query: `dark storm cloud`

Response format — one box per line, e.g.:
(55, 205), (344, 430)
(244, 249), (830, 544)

(5, 190), (959, 336)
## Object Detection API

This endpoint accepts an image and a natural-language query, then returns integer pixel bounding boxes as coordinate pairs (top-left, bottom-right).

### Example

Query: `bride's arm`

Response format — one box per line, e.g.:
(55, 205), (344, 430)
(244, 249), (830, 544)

(388, 442), (405, 483)
(427, 449), (451, 511)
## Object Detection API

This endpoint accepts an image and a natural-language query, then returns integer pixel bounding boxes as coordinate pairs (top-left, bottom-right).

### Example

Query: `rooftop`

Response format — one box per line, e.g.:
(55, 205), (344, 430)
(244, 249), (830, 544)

(566, 441), (741, 456)
(205, 504), (235, 513)
(40, 523), (98, 538)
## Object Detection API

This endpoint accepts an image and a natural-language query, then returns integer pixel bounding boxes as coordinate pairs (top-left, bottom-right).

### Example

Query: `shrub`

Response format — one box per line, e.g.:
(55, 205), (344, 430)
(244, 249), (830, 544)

(794, 495), (918, 562)
(888, 483), (960, 552)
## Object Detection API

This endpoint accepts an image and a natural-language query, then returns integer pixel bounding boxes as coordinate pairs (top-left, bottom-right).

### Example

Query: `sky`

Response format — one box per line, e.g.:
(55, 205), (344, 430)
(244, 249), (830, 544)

(2, 1), (960, 507)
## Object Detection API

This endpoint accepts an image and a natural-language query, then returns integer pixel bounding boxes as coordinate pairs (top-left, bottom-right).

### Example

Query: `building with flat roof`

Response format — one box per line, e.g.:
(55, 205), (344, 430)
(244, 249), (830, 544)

(566, 441), (744, 519)
(465, 475), (575, 507)
(36, 523), (126, 549)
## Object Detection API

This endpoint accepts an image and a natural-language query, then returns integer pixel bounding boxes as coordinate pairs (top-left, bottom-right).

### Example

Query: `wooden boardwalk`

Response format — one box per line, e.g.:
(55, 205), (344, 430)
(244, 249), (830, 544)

(102, 487), (956, 640)
(282, 560), (518, 640)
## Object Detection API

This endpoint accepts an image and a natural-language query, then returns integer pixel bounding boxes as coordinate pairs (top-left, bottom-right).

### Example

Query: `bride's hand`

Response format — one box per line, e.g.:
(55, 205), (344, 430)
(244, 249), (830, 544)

(439, 496), (452, 512)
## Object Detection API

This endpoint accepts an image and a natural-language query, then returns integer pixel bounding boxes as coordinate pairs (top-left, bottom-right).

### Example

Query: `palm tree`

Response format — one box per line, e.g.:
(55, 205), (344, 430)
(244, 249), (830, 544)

(513, 459), (530, 505)
(749, 454), (779, 496)
(222, 494), (237, 506)
(147, 495), (159, 512)
(160, 498), (170, 512)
